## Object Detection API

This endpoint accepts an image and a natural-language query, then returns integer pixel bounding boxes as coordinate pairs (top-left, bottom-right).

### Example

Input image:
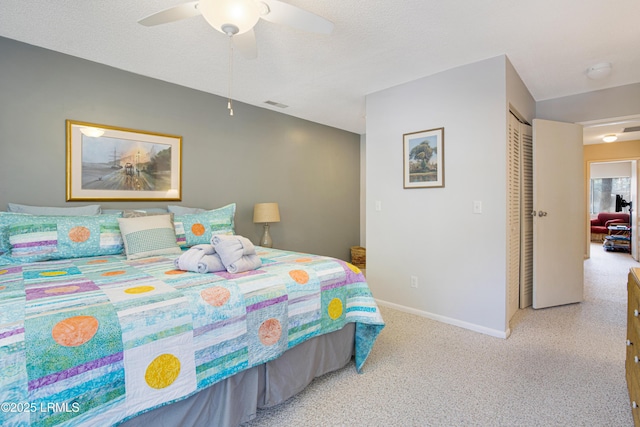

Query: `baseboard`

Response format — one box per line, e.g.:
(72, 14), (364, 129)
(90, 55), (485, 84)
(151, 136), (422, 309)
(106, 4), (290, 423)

(375, 298), (510, 339)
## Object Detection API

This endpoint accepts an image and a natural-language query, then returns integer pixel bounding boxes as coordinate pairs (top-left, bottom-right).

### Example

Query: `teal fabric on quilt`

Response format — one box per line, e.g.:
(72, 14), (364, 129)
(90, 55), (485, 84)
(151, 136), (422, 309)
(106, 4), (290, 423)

(2, 213), (123, 263)
(173, 203), (236, 247)
(0, 212), (32, 256)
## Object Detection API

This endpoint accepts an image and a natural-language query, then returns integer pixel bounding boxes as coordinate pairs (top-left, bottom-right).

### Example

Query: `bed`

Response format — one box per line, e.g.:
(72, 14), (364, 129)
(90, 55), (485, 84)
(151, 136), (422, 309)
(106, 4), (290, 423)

(0, 207), (384, 427)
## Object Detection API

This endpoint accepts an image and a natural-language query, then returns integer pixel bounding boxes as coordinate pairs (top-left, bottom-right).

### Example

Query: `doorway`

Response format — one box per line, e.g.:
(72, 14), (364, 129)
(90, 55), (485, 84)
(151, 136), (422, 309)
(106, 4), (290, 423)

(582, 114), (640, 261)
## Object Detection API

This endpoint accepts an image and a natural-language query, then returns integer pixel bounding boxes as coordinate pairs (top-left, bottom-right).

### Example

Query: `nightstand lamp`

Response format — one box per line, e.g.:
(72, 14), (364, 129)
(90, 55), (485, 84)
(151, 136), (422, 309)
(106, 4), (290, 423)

(253, 202), (280, 248)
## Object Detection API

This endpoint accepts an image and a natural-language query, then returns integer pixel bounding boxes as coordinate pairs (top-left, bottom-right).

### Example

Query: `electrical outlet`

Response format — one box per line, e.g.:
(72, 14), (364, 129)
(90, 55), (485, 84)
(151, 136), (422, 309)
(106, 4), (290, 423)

(473, 200), (482, 214)
(410, 276), (418, 288)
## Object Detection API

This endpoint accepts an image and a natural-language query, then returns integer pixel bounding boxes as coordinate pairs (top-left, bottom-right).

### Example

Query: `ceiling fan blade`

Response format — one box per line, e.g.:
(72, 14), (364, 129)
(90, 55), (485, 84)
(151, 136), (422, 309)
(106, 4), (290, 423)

(138, 1), (201, 27)
(258, 0), (334, 34)
(233, 29), (258, 59)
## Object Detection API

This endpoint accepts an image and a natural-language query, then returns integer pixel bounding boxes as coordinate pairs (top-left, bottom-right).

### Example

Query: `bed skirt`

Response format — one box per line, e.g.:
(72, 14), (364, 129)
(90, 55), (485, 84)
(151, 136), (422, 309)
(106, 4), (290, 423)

(120, 323), (355, 427)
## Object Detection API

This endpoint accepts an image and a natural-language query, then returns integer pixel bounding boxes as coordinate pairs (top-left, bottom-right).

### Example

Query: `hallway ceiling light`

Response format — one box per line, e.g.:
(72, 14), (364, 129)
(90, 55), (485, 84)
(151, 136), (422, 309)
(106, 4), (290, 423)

(602, 134), (618, 143)
(586, 62), (612, 80)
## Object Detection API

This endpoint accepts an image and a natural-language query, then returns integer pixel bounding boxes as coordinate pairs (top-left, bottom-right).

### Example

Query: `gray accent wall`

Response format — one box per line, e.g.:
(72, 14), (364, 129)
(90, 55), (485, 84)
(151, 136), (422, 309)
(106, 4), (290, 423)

(0, 37), (361, 260)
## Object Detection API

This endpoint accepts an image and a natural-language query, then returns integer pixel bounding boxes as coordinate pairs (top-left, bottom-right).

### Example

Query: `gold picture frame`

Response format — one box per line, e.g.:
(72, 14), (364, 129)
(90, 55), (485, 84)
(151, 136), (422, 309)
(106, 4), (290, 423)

(66, 120), (182, 201)
(403, 127), (444, 189)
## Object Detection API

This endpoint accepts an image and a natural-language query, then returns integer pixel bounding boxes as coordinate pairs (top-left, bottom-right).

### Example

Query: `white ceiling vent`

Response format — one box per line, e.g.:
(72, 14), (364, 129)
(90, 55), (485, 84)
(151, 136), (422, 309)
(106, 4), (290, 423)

(264, 100), (288, 108)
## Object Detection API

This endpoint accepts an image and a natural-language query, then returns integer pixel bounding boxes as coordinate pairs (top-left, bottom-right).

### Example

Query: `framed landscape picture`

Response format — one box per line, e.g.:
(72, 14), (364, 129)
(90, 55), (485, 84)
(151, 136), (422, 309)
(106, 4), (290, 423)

(403, 127), (444, 189)
(66, 120), (182, 201)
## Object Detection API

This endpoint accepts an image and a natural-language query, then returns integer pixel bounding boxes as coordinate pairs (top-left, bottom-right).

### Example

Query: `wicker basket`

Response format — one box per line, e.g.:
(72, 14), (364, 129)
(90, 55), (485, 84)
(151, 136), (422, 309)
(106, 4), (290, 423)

(350, 246), (366, 269)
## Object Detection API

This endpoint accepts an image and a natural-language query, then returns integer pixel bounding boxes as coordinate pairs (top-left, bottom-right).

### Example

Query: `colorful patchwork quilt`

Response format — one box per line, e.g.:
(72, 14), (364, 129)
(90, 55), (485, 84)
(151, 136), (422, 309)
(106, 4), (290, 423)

(0, 247), (384, 426)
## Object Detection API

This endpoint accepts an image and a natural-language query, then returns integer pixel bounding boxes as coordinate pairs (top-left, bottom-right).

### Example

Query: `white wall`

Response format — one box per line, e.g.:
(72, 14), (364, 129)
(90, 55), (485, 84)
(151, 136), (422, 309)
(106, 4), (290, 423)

(366, 56), (512, 336)
(506, 58), (535, 123)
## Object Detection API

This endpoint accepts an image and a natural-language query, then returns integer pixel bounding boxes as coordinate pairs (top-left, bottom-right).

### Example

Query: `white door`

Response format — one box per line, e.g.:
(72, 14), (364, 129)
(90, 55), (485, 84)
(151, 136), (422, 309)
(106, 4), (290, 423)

(532, 119), (585, 309)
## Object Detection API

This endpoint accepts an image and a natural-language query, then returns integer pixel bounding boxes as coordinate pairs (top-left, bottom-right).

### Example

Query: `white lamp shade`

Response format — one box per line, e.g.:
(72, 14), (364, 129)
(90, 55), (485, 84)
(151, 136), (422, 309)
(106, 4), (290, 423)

(199, 0), (260, 35)
(253, 203), (280, 223)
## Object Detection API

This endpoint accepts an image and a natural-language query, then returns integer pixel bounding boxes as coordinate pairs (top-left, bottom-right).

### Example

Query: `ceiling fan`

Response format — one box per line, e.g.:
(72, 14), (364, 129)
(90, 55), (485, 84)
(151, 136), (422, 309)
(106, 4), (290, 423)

(138, 0), (334, 59)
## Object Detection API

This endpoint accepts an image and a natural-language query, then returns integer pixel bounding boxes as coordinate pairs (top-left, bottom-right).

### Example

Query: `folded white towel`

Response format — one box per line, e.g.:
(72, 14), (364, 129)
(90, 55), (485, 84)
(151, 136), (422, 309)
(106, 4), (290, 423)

(192, 244), (216, 255)
(197, 254), (226, 273)
(175, 244), (217, 272)
(226, 254), (262, 274)
(211, 234), (261, 273)
(211, 235), (256, 264)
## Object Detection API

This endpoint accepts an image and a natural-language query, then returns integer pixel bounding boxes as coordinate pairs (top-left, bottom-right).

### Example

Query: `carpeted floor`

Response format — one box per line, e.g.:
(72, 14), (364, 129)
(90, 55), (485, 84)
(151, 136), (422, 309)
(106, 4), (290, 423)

(243, 243), (638, 426)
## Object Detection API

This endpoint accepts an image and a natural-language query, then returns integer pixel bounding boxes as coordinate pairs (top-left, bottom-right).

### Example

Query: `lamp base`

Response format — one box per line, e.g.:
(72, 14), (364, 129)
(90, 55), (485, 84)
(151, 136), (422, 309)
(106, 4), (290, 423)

(260, 223), (273, 248)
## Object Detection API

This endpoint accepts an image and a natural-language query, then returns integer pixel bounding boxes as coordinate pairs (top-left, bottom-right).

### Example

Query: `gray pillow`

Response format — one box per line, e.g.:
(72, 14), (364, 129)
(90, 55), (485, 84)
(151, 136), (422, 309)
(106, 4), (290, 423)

(167, 205), (206, 215)
(123, 210), (174, 223)
(7, 203), (101, 216)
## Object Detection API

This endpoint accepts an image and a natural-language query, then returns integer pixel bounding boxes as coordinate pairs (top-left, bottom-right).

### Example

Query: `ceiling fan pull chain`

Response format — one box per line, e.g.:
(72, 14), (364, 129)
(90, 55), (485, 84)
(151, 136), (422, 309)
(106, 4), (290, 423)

(227, 36), (234, 116)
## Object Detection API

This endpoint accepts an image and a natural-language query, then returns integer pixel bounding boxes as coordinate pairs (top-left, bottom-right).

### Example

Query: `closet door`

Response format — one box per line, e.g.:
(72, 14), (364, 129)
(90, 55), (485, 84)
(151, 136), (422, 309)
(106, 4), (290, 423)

(519, 123), (533, 308)
(507, 114), (521, 321)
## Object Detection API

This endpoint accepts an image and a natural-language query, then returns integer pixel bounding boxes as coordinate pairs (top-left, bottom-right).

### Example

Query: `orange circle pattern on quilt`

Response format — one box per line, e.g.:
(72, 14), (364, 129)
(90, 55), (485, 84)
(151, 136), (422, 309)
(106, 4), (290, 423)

(258, 318), (281, 346)
(289, 270), (309, 284)
(201, 286), (231, 307)
(52, 315), (99, 347)
(165, 269), (186, 275)
(87, 259), (109, 264)
(191, 223), (206, 236)
(68, 226), (91, 243)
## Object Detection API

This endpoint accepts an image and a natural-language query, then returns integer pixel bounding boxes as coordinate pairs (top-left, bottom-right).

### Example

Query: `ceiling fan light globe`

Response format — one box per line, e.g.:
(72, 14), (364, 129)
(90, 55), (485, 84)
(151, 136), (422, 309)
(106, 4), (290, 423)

(199, 0), (260, 35)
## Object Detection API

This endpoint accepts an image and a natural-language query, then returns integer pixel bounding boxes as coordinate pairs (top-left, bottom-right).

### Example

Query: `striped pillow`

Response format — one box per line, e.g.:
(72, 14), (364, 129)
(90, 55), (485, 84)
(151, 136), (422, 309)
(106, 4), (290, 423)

(173, 203), (236, 247)
(118, 214), (182, 260)
(5, 213), (123, 262)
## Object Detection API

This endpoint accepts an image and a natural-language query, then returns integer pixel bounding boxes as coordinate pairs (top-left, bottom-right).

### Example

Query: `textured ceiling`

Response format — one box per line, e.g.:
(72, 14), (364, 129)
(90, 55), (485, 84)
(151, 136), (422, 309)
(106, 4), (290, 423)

(1, 0), (639, 134)
(582, 115), (640, 145)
